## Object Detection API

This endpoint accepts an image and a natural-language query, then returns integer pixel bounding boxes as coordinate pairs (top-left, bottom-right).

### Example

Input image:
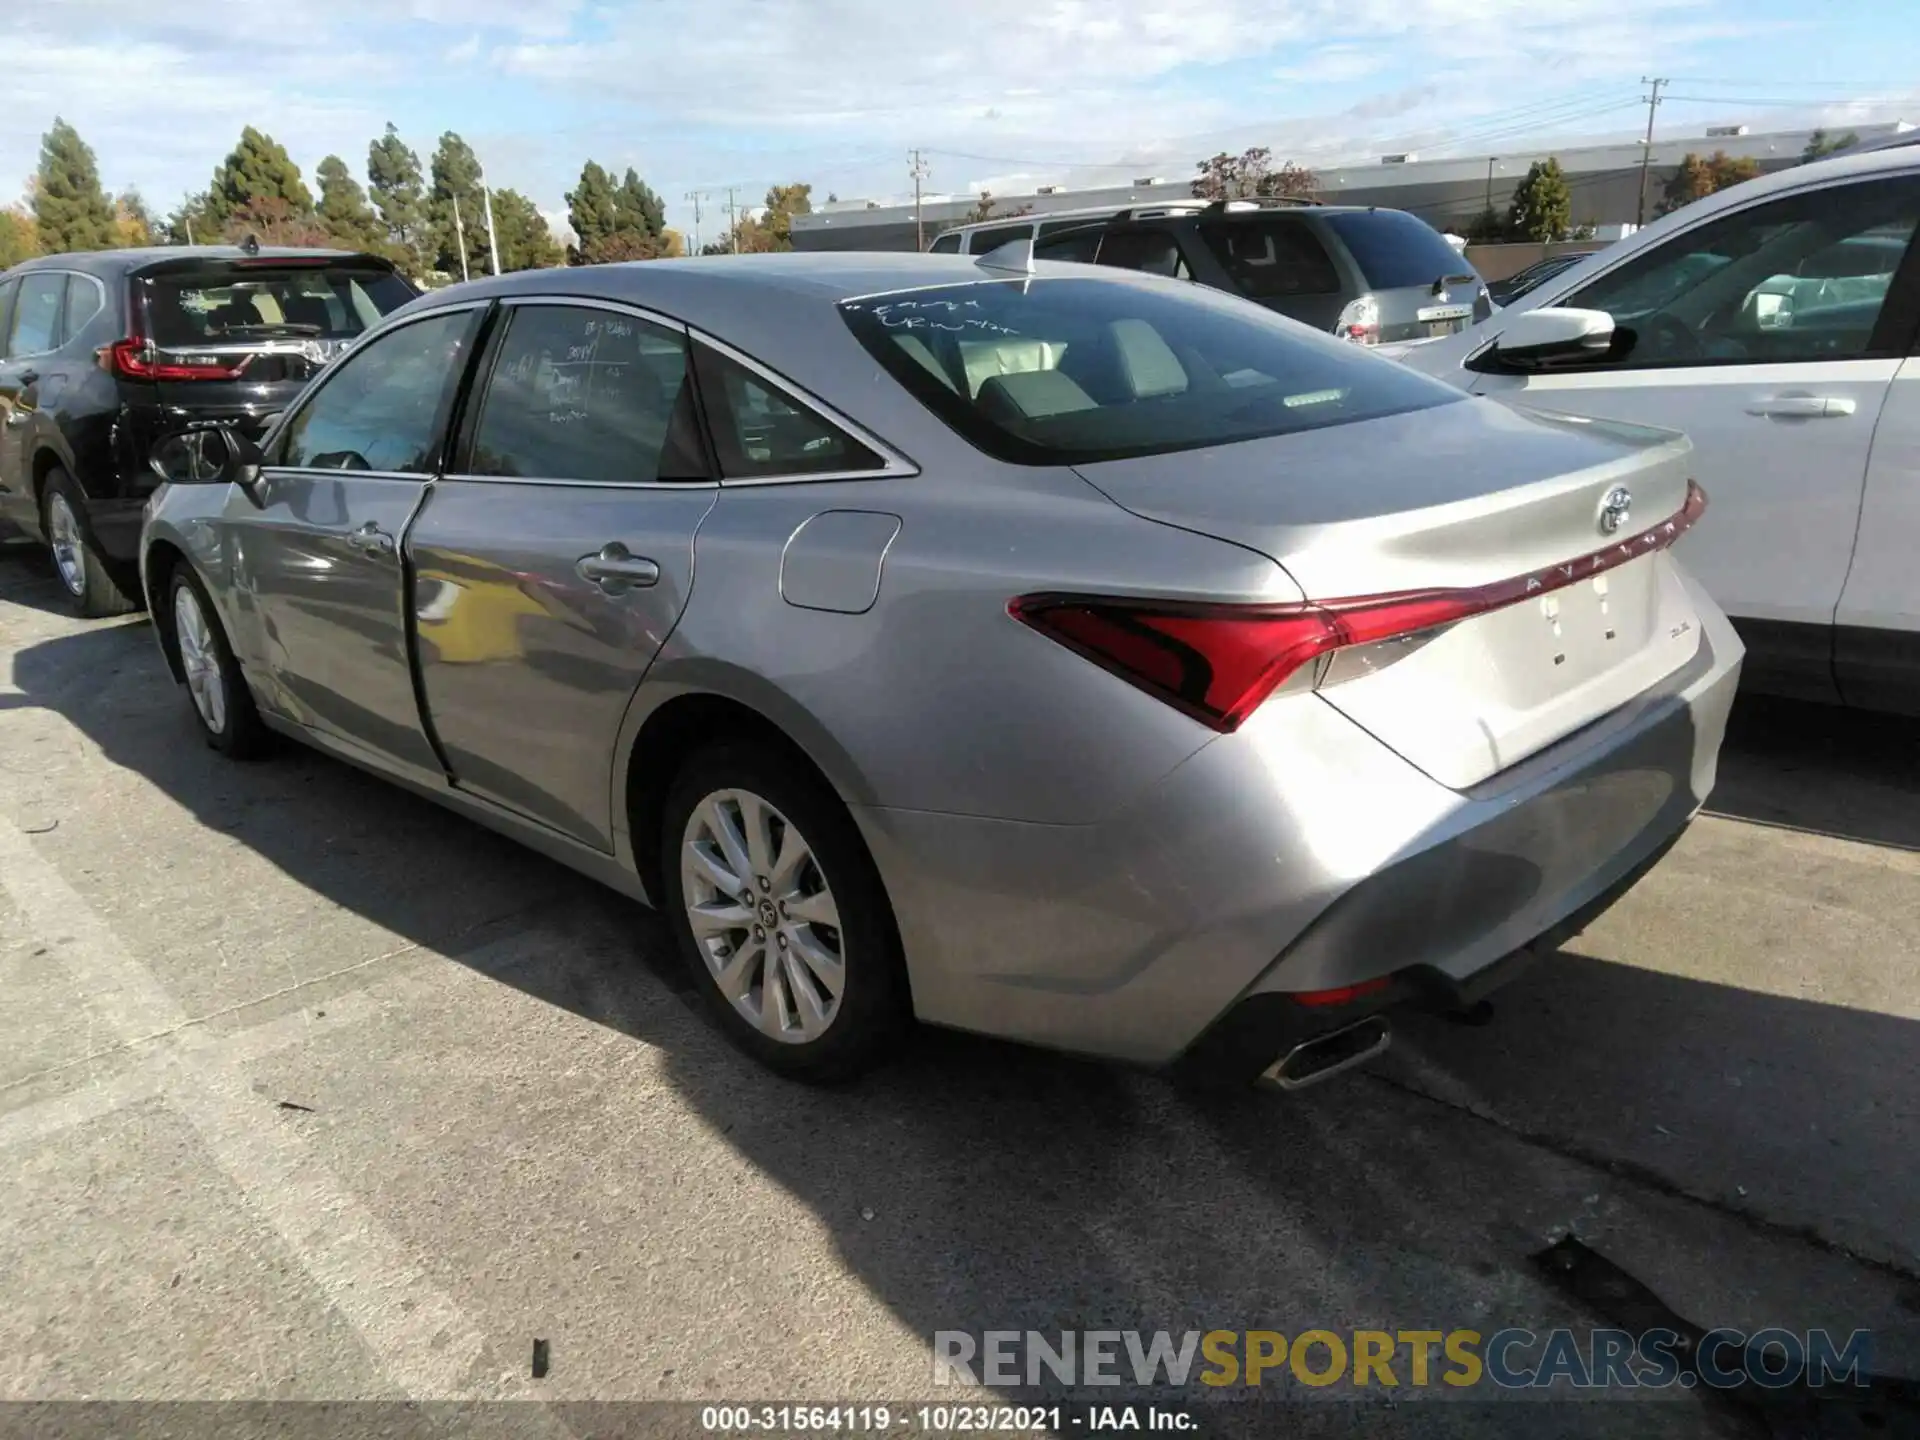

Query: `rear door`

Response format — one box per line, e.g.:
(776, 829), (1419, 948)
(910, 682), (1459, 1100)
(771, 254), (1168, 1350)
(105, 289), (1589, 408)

(237, 304), (485, 777)
(409, 299), (717, 850)
(0, 272), (66, 530)
(1467, 172), (1920, 697)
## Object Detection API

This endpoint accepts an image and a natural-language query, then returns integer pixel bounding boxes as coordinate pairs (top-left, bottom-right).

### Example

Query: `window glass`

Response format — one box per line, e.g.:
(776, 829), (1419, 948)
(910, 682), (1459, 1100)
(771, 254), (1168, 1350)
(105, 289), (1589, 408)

(1323, 211), (1472, 289)
(840, 275), (1462, 466)
(469, 306), (707, 483)
(8, 273), (66, 355)
(63, 274), (104, 341)
(146, 266), (415, 347)
(1097, 230), (1191, 280)
(1034, 226), (1105, 264)
(928, 231), (962, 254)
(1565, 177), (1920, 367)
(692, 343), (884, 478)
(964, 223), (1030, 256)
(277, 310), (473, 472)
(1198, 219), (1341, 297)
(0, 279), (19, 359)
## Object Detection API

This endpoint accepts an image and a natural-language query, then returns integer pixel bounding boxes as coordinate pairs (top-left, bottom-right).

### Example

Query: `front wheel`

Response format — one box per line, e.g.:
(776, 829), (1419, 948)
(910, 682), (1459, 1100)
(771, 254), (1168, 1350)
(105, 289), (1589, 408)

(661, 743), (908, 1082)
(169, 567), (270, 759)
(43, 471), (138, 618)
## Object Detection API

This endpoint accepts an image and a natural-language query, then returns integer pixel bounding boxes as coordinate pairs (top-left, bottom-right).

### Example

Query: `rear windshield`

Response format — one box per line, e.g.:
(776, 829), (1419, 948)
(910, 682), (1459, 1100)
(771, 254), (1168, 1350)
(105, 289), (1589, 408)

(1197, 218), (1341, 297)
(839, 275), (1462, 466)
(1323, 211), (1473, 290)
(145, 266), (416, 347)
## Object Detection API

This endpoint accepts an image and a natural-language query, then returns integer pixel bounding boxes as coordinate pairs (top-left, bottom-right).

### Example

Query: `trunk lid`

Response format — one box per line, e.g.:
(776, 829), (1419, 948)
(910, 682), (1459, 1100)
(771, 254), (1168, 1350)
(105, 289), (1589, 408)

(1073, 397), (1707, 788)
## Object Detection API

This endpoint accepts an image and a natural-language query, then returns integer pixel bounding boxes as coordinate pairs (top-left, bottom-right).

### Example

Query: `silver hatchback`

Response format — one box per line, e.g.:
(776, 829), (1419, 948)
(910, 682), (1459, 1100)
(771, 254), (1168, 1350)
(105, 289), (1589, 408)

(140, 253), (1742, 1085)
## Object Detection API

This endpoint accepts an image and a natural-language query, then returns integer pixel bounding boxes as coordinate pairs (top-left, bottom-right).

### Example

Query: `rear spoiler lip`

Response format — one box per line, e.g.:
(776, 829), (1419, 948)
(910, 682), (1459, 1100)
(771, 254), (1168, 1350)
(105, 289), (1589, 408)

(131, 251), (400, 279)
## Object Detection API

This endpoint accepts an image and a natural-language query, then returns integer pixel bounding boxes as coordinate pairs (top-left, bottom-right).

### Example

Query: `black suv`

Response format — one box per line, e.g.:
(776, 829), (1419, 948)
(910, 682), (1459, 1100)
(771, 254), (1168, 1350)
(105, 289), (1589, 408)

(0, 245), (416, 615)
(1033, 200), (1493, 347)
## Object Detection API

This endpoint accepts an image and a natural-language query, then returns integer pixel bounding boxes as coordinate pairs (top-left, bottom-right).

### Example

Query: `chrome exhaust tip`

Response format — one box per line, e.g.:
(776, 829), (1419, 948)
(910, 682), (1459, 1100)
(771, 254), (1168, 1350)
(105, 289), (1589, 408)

(1263, 1015), (1392, 1091)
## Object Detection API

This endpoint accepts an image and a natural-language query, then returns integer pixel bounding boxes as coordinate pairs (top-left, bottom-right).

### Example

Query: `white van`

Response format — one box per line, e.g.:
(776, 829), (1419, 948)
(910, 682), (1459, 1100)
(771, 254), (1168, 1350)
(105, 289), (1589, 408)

(928, 202), (1208, 258)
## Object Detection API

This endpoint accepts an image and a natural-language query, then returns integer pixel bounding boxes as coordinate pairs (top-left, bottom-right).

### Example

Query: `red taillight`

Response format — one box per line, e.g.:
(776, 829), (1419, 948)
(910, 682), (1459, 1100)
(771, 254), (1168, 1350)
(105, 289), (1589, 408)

(1291, 978), (1392, 1008)
(1011, 480), (1708, 733)
(104, 338), (247, 382)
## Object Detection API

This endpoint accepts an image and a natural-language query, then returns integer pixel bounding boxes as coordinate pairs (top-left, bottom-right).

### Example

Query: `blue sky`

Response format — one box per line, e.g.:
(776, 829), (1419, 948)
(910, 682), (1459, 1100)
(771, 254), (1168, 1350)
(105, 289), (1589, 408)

(5, 0), (1917, 242)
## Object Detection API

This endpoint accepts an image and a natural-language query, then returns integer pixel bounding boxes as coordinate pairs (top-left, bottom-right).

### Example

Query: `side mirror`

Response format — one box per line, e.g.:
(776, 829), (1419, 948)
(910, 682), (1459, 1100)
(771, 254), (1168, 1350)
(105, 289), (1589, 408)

(149, 426), (264, 493)
(1475, 307), (1618, 372)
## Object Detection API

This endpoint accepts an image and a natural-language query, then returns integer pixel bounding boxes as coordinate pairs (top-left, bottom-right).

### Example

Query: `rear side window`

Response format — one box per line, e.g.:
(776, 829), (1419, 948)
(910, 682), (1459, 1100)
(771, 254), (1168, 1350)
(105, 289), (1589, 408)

(1097, 230), (1191, 279)
(9, 273), (66, 355)
(145, 266), (415, 348)
(928, 231), (962, 254)
(1035, 227), (1105, 264)
(1323, 211), (1472, 290)
(63, 274), (105, 340)
(469, 305), (707, 483)
(692, 343), (884, 479)
(840, 275), (1462, 466)
(965, 223), (1030, 256)
(1197, 219), (1341, 297)
(0, 277), (19, 357)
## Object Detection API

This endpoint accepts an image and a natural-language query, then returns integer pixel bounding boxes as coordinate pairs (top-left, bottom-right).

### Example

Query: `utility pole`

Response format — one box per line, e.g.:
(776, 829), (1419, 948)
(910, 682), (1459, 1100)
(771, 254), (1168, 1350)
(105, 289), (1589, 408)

(1636, 77), (1667, 227)
(908, 149), (930, 251)
(452, 193), (471, 283)
(1484, 156), (1495, 216)
(481, 179), (502, 277)
(684, 190), (704, 253)
(725, 187), (740, 254)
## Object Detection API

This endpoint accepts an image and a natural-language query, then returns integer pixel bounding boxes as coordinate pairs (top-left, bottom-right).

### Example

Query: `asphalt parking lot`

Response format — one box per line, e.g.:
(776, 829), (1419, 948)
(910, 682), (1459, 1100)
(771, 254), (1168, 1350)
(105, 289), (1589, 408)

(2, 534), (1916, 1436)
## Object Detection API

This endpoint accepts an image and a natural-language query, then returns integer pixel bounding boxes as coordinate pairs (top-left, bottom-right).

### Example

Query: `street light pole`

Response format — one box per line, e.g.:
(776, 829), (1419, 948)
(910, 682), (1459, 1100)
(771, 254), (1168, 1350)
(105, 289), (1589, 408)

(481, 179), (502, 276)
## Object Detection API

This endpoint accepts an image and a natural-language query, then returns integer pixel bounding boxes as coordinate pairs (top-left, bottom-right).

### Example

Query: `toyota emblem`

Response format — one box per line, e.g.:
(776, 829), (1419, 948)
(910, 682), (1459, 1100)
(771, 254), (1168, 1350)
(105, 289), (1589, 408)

(1598, 486), (1632, 536)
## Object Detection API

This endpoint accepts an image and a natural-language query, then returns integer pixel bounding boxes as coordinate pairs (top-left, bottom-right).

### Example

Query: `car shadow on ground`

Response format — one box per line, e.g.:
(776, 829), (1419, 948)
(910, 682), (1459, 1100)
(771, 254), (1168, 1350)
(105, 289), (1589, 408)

(6, 619), (1917, 1436)
(0, 536), (86, 619)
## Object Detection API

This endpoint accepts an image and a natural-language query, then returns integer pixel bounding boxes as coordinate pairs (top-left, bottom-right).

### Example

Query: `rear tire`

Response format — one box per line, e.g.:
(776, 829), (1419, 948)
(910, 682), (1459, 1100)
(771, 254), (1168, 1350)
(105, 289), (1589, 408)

(660, 742), (908, 1082)
(168, 566), (270, 759)
(43, 470), (138, 619)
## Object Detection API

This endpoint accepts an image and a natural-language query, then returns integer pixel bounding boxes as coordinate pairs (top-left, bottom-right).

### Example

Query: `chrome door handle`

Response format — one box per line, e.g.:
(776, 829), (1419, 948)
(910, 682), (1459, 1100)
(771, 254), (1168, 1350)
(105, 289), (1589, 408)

(577, 543), (661, 594)
(350, 521), (396, 557)
(1746, 395), (1855, 419)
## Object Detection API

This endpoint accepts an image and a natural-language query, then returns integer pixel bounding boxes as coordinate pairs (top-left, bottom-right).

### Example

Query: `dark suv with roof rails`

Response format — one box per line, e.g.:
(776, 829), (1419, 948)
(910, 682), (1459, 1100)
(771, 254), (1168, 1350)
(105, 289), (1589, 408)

(0, 244), (416, 615)
(1032, 198), (1493, 347)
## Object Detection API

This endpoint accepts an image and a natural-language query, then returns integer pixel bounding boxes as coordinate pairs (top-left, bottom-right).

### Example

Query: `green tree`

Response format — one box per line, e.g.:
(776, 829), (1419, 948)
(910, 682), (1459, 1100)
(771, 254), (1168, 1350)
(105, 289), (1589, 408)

(208, 127), (313, 232)
(1707, 151), (1762, 191)
(32, 118), (117, 253)
(1507, 157), (1572, 242)
(1463, 207), (1511, 243)
(1192, 147), (1318, 202)
(567, 161), (672, 262)
(759, 182), (812, 250)
(1802, 128), (1859, 163)
(487, 187), (564, 271)
(566, 160), (620, 263)
(427, 131), (487, 278)
(316, 155), (381, 250)
(0, 208), (39, 267)
(113, 190), (154, 248)
(367, 123), (427, 272)
(613, 169), (666, 238)
(163, 191), (220, 245)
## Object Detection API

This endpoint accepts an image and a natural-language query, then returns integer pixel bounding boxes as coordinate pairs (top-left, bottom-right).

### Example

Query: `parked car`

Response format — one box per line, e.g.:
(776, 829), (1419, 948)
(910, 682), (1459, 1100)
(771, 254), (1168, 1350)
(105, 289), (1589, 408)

(0, 244), (416, 615)
(1486, 250), (1602, 307)
(928, 201), (1211, 257)
(141, 254), (1741, 1085)
(1396, 142), (1920, 713)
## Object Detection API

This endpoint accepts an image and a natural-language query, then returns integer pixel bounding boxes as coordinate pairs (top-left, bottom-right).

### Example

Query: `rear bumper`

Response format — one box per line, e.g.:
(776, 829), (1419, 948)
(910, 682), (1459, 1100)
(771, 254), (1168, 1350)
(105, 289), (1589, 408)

(856, 572), (1743, 1067)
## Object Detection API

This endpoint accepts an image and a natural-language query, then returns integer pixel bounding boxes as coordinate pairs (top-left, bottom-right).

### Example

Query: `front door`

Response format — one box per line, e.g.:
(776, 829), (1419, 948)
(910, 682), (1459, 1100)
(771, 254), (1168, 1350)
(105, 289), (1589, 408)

(409, 299), (717, 850)
(1468, 173), (1920, 696)
(0, 272), (65, 533)
(237, 305), (485, 777)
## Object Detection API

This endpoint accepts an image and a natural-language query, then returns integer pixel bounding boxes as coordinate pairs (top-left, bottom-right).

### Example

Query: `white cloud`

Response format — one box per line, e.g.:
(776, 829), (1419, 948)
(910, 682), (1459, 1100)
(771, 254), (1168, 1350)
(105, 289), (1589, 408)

(1272, 45), (1388, 84)
(446, 33), (481, 64)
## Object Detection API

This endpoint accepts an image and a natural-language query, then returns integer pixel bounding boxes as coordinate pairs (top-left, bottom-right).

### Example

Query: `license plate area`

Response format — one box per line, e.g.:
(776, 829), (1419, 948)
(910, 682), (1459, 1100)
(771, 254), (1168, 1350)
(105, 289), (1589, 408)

(1417, 303), (1473, 338)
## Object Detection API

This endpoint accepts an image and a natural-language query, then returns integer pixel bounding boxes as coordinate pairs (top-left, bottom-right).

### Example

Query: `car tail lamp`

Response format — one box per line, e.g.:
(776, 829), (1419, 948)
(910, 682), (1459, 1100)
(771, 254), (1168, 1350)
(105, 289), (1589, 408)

(1333, 294), (1380, 345)
(1011, 480), (1708, 733)
(103, 339), (248, 382)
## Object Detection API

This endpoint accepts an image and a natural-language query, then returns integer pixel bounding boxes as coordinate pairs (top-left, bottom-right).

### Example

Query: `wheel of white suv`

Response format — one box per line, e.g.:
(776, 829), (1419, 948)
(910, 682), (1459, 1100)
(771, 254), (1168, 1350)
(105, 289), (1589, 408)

(168, 566), (269, 759)
(661, 743), (907, 1081)
(43, 470), (138, 618)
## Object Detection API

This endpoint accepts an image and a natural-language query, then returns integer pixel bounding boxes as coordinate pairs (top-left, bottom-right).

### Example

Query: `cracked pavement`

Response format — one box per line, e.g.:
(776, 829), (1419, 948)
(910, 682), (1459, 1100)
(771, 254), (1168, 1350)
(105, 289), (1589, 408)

(2, 534), (1916, 1435)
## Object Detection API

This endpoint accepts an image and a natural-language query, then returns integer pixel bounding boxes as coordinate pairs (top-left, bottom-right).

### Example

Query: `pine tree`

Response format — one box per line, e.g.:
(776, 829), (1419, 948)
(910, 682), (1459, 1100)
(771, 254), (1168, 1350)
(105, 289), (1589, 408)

(760, 183), (813, 251)
(114, 190), (154, 248)
(1507, 157), (1572, 243)
(566, 161), (622, 264)
(613, 169), (665, 239)
(208, 127), (314, 234)
(367, 123), (427, 273)
(487, 188), (564, 271)
(316, 156), (381, 250)
(427, 132), (488, 278)
(32, 118), (117, 253)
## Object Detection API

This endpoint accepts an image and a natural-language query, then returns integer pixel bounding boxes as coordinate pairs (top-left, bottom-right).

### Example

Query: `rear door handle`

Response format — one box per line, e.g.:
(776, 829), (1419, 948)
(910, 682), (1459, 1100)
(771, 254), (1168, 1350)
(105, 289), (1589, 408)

(1746, 394), (1856, 418)
(577, 542), (660, 594)
(350, 521), (396, 557)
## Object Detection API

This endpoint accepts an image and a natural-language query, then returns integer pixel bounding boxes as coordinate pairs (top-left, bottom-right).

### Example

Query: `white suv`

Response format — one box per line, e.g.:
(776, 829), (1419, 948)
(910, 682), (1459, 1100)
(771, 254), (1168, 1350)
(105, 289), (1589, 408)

(1398, 140), (1920, 714)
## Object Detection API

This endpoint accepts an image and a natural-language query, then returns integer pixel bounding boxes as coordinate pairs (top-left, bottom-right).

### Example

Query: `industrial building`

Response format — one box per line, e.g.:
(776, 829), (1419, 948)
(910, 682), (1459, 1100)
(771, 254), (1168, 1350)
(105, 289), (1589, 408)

(792, 120), (1914, 252)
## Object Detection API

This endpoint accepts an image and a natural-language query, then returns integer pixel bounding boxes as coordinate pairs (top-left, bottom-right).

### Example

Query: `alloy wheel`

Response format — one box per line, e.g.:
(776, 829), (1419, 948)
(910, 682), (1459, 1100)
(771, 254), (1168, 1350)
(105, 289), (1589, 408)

(680, 788), (845, 1044)
(47, 493), (85, 597)
(173, 584), (228, 736)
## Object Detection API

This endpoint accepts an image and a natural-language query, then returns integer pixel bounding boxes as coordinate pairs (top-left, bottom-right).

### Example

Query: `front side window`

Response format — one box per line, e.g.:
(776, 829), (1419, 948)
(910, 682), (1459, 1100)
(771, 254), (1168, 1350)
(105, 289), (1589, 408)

(469, 305), (707, 483)
(8, 273), (67, 356)
(1563, 176), (1920, 368)
(1097, 230), (1191, 281)
(1198, 218), (1341, 297)
(840, 275), (1462, 465)
(276, 310), (475, 473)
(692, 343), (883, 479)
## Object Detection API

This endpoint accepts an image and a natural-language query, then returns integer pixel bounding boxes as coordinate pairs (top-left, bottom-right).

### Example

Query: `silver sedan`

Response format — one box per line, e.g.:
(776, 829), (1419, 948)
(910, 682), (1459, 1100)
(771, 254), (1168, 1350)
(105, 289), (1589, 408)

(139, 253), (1742, 1086)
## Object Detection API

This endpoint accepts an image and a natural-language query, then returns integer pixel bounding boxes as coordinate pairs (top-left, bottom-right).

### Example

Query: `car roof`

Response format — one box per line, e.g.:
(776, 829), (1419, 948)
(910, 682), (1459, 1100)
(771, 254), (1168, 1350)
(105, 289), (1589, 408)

(7, 245), (390, 277)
